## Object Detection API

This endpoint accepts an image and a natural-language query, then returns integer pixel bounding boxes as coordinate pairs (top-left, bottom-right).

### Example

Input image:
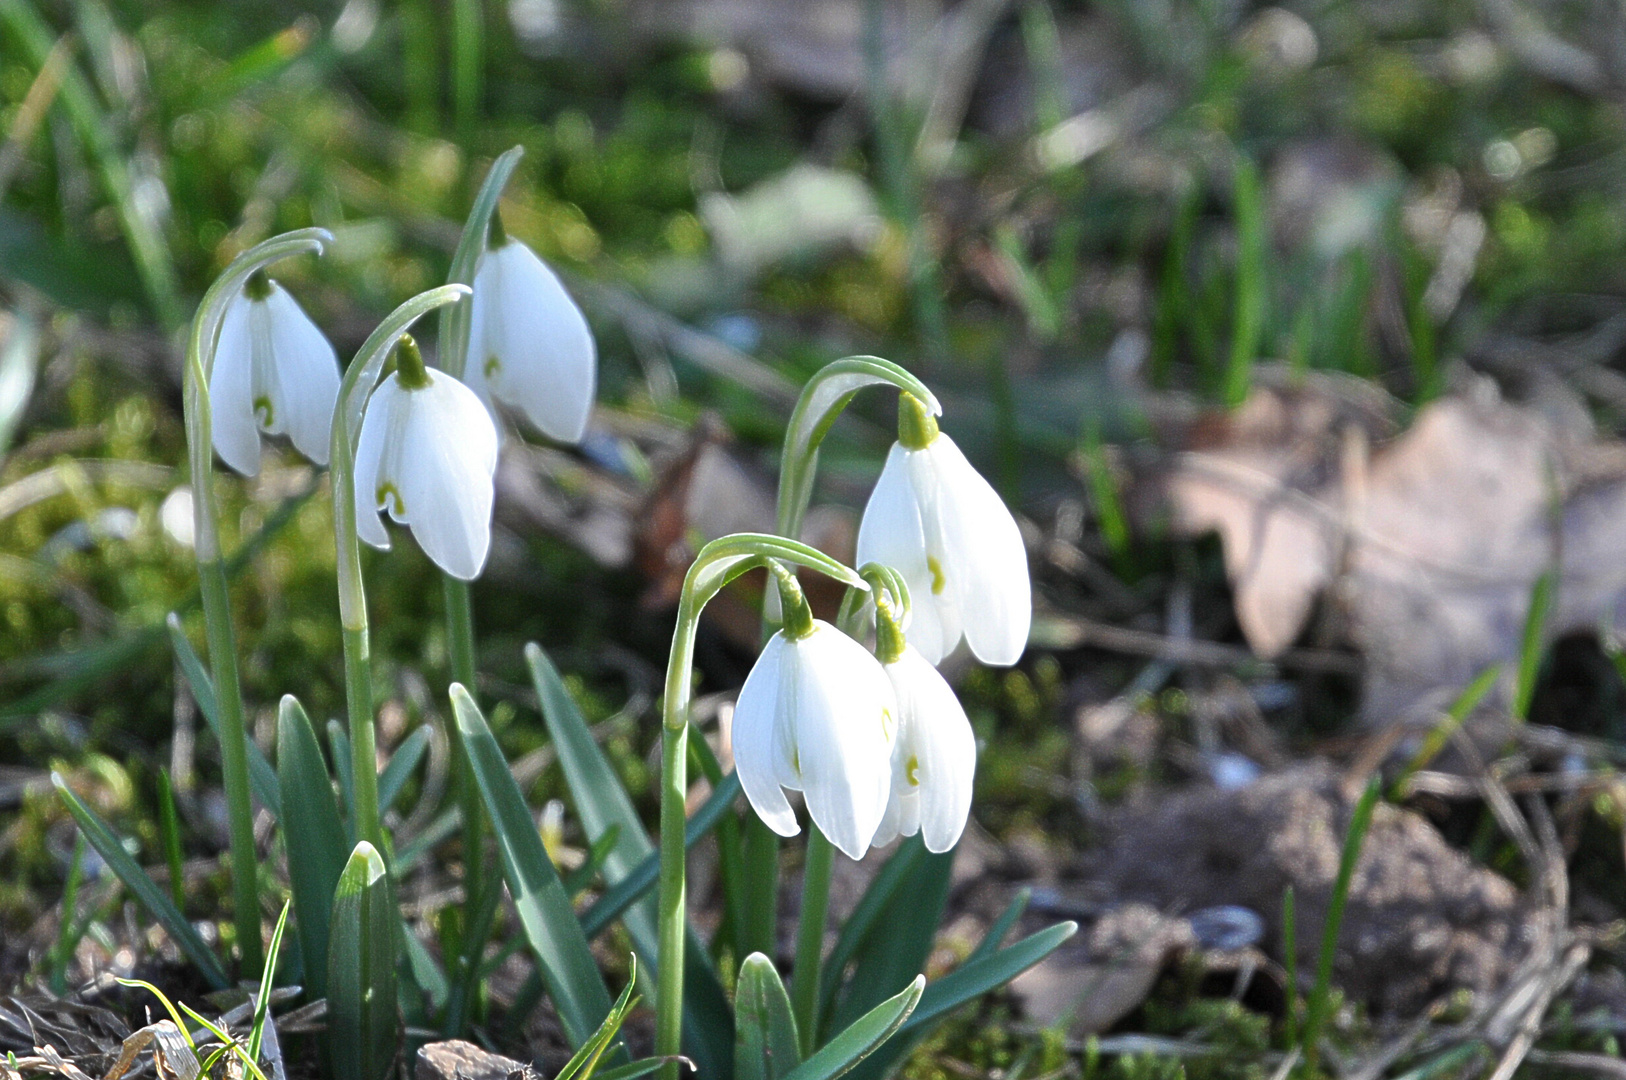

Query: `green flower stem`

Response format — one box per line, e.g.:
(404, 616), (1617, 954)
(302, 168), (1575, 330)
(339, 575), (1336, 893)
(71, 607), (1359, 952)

(436, 148), (521, 1033)
(442, 572), (487, 1034)
(329, 284), (471, 852)
(657, 535), (866, 1080)
(182, 228), (330, 974)
(437, 145), (524, 382)
(743, 357), (939, 965)
(791, 824), (835, 1055)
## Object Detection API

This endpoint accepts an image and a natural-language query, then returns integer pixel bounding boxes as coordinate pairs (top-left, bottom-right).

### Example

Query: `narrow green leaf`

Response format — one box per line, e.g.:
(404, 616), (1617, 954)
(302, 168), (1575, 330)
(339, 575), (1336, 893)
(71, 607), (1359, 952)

(401, 920), (450, 1015)
(780, 976), (923, 1080)
(328, 842), (398, 1080)
(826, 840), (950, 1038)
(248, 901), (291, 1063)
(156, 768), (186, 910)
(450, 683), (616, 1049)
(1515, 570), (1554, 721)
(586, 1060), (682, 1080)
(556, 958), (640, 1080)
(276, 695), (349, 1000)
(967, 887), (1030, 965)
(579, 770), (740, 937)
(898, 922), (1076, 1038)
(327, 719), (356, 829)
(1304, 777), (1381, 1070)
(528, 644), (733, 1076)
(52, 773), (228, 988)
(817, 838), (923, 1019)
(563, 823), (622, 898)
(1391, 664), (1500, 800)
(736, 953), (802, 1080)
(168, 613), (280, 818)
(377, 725), (432, 814)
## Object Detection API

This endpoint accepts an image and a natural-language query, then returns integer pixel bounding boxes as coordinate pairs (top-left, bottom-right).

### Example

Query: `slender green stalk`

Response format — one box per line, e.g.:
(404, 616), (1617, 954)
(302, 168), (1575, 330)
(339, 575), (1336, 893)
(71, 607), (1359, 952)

(343, 624), (381, 847)
(181, 228), (329, 974)
(791, 825), (836, 1055)
(200, 558), (262, 969)
(329, 285), (471, 851)
(434, 147), (521, 1033)
(442, 574), (486, 1034)
(656, 535), (866, 1080)
(1303, 777), (1381, 1070)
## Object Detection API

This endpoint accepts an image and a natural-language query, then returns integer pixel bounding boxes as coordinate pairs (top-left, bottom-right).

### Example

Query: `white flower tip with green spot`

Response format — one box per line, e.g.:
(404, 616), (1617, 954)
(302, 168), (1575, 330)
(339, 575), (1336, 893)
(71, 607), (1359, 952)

(855, 432), (1031, 667)
(463, 239), (596, 444)
(210, 280), (341, 476)
(731, 621), (897, 860)
(871, 645), (977, 853)
(352, 367), (499, 581)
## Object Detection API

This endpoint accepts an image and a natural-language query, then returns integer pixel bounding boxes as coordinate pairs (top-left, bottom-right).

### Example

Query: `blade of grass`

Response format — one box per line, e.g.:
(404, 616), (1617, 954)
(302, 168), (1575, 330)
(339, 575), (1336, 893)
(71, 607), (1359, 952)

(54, 773), (229, 988)
(48, 832), (86, 995)
(1302, 776), (1381, 1071)
(0, 0), (182, 327)
(1390, 664), (1501, 800)
(1514, 570), (1554, 722)
(247, 901), (291, 1064)
(1223, 156), (1266, 409)
(156, 768), (185, 910)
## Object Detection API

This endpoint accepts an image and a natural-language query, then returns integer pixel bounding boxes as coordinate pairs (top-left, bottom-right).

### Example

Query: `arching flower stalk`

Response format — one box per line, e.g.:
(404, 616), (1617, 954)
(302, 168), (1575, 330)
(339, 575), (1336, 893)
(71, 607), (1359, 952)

(856, 392), (1032, 666)
(655, 534), (866, 1080)
(328, 284), (472, 851)
(181, 227), (330, 972)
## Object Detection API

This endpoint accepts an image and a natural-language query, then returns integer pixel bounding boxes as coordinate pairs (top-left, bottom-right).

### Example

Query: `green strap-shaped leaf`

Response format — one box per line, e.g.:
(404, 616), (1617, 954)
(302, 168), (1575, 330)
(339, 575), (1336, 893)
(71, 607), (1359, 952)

(327, 842), (398, 1080)
(779, 977), (923, 1080)
(52, 773), (229, 988)
(735, 953), (802, 1080)
(449, 684), (616, 1049)
(168, 613), (280, 818)
(825, 840), (950, 1040)
(377, 725), (432, 813)
(276, 695), (349, 1000)
(899, 922), (1076, 1038)
(840, 919), (1078, 1080)
(528, 644), (734, 1076)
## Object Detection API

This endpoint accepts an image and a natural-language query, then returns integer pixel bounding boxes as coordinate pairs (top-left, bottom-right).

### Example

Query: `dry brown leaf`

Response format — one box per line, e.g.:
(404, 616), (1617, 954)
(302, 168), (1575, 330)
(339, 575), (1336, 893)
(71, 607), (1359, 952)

(1166, 375), (1626, 721)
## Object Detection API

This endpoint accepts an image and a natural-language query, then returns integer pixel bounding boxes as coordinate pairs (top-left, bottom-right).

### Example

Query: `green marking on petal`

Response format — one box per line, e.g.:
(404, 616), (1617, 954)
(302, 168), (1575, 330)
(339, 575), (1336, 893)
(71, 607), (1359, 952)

(791, 748), (799, 775)
(484, 354), (502, 379)
(881, 706), (895, 742)
(905, 754), (919, 787)
(927, 555), (946, 595)
(376, 481), (405, 515)
(253, 396), (274, 426)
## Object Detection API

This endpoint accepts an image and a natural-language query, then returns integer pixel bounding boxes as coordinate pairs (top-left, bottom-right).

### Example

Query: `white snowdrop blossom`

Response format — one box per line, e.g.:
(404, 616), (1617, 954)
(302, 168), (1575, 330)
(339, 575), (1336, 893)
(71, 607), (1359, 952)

(353, 336), (499, 581)
(855, 395), (1031, 666)
(731, 615), (898, 860)
(462, 223), (596, 443)
(871, 644), (977, 853)
(210, 272), (341, 476)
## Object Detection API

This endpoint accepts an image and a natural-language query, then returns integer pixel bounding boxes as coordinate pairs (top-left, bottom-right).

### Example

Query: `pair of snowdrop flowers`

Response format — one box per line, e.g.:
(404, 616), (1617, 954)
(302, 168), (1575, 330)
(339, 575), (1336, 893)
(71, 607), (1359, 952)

(208, 233), (595, 580)
(733, 393), (1031, 860)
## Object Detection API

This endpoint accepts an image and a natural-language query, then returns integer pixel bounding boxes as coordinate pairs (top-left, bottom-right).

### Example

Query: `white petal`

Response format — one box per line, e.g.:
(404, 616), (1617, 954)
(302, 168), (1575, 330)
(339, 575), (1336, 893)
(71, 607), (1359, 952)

(731, 635), (801, 838)
(209, 292), (263, 476)
(870, 786), (914, 849)
(928, 435), (1031, 666)
(474, 243), (596, 443)
(351, 379), (399, 551)
(261, 284), (340, 466)
(788, 624), (895, 860)
(888, 647), (976, 853)
(856, 444), (955, 663)
(393, 370), (498, 580)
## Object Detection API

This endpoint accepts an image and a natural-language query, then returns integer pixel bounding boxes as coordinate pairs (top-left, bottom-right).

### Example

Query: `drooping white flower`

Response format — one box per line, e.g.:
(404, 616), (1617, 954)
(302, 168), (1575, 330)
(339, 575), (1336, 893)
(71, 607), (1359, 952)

(731, 618), (897, 860)
(462, 224), (596, 443)
(871, 644), (977, 853)
(210, 272), (341, 476)
(855, 395), (1031, 666)
(353, 335), (499, 581)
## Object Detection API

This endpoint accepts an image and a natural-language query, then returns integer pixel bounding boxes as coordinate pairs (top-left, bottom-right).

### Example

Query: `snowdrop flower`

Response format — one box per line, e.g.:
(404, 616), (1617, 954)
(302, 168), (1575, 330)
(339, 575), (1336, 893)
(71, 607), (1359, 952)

(210, 270), (341, 476)
(732, 569), (897, 860)
(353, 334), (499, 581)
(855, 393), (1031, 666)
(462, 215), (596, 443)
(870, 599), (976, 853)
